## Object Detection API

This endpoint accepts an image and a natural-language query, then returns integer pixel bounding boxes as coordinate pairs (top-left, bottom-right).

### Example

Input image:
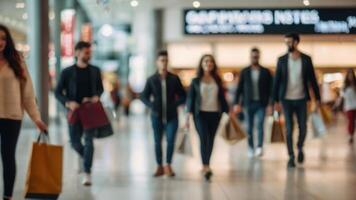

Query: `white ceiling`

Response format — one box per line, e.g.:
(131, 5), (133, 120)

(0, 0), (27, 33)
(1, 0), (356, 32)
(79, 0), (356, 26)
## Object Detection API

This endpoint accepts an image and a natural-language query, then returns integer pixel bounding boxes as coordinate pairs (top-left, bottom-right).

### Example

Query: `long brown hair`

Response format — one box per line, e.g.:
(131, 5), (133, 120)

(344, 68), (356, 93)
(197, 54), (223, 86)
(0, 24), (25, 80)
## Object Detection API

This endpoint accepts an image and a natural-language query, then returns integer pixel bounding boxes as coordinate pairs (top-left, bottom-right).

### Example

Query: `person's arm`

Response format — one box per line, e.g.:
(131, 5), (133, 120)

(220, 85), (229, 113)
(20, 62), (47, 132)
(186, 79), (196, 114)
(175, 76), (187, 106)
(267, 69), (274, 105)
(96, 68), (104, 97)
(184, 80), (196, 129)
(308, 57), (321, 101)
(233, 71), (244, 105)
(55, 70), (70, 106)
(272, 59), (282, 103)
(140, 79), (153, 108)
(89, 68), (104, 103)
(21, 63), (41, 123)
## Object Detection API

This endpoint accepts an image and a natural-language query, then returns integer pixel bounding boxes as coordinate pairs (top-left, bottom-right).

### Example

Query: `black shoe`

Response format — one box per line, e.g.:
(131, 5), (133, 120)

(204, 170), (213, 181)
(298, 151), (304, 164)
(287, 158), (296, 169)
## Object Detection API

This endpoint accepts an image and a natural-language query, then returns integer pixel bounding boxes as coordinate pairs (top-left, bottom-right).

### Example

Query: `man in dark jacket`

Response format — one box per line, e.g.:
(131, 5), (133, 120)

(273, 33), (321, 169)
(55, 41), (104, 186)
(140, 50), (186, 177)
(233, 48), (273, 158)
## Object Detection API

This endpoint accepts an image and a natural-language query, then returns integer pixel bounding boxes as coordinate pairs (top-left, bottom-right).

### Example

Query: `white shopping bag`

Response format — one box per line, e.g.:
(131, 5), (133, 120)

(311, 111), (327, 138)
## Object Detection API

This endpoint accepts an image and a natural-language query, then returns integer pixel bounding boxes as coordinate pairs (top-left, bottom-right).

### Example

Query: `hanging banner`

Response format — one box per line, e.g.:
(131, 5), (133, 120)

(61, 9), (76, 57)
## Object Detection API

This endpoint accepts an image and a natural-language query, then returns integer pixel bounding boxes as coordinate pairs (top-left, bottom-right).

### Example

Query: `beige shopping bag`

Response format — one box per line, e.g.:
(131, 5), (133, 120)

(219, 113), (247, 144)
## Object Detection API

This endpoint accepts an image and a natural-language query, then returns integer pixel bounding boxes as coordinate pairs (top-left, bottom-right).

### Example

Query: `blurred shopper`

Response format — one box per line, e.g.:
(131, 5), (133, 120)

(0, 24), (47, 200)
(140, 50), (186, 177)
(186, 54), (229, 181)
(226, 71), (239, 105)
(55, 41), (104, 186)
(233, 48), (273, 158)
(110, 79), (121, 114)
(273, 33), (321, 169)
(122, 83), (135, 116)
(342, 69), (356, 144)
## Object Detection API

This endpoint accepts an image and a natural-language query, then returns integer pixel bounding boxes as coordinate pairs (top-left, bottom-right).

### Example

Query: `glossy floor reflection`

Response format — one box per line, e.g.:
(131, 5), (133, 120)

(4, 113), (356, 200)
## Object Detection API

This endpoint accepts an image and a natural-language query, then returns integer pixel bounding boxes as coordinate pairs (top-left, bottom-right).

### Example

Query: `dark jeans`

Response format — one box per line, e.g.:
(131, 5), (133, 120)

(194, 111), (221, 165)
(151, 116), (178, 165)
(69, 122), (95, 173)
(0, 119), (22, 198)
(282, 99), (308, 158)
(246, 101), (266, 149)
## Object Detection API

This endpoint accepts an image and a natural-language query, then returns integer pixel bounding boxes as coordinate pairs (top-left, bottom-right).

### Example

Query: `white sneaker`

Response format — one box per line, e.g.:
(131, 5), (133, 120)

(255, 147), (263, 157)
(247, 148), (255, 158)
(82, 173), (92, 186)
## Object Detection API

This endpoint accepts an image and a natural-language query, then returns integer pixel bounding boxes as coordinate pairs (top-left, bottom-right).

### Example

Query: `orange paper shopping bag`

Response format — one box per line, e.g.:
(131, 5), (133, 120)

(24, 132), (63, 199)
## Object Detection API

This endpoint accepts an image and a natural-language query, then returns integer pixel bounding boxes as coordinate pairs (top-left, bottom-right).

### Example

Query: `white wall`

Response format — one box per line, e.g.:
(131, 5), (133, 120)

(167, 41), (356, 68)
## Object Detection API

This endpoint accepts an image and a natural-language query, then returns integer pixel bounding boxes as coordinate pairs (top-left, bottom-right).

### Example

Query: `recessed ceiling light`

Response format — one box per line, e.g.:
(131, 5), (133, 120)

(303, 0), (310, 6)
(100, 24), (113, 37)
(193, 1), (201, 8)
(16, 2), (25, 9)
(130, 0), (139, 7)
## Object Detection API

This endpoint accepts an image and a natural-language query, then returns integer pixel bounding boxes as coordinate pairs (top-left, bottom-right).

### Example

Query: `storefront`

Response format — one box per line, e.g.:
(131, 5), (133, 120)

(162, 7), (356, 105)
(164, 8), (356, 78)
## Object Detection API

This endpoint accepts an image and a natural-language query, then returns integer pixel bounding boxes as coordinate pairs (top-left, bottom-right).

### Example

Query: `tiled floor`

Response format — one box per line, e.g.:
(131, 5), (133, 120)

(3, 112), (356, 200)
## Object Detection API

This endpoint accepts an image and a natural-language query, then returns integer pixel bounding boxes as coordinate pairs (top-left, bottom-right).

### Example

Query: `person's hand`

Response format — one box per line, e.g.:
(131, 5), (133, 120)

(82, 97), (91, 103)
(66, 101), (80, 111)
(35, 120), (48, 133)
(314, 100), (321, 111)
(233, 105), (242, 114)
(274, 102), (282, 112)
(91, 96), (100, 103)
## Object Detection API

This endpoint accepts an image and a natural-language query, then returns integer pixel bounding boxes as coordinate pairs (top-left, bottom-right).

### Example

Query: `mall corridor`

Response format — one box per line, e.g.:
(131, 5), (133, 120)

(4, 108), (356, 200)
(1, 0), (356, 200)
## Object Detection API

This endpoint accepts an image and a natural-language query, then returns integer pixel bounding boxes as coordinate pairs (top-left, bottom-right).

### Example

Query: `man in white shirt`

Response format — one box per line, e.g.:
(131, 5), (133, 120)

(273, 33), (321, 169)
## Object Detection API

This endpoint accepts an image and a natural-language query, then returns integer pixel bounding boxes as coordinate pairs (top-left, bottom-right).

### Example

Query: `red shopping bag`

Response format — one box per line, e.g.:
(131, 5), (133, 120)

(78, 101), (111, 130)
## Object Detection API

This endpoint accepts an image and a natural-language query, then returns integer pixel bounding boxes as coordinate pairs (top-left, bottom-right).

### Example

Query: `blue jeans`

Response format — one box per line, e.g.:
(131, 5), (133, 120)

(69, 123), (95, 173)
(246, 101), (266, 149)
(281, 99), (307, 158)
(151, 116), (178, 165)
(194, 112), (221, 165)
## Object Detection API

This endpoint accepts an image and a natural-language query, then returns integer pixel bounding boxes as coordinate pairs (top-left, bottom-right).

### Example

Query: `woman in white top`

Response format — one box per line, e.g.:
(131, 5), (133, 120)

(186, 55), (229, 181)
(342, 69), (356, 144)
(0, 24), (47, 200)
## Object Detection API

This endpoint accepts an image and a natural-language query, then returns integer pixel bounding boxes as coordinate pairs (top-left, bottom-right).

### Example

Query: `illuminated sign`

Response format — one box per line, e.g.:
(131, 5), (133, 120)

(184, 8), (356, 35)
